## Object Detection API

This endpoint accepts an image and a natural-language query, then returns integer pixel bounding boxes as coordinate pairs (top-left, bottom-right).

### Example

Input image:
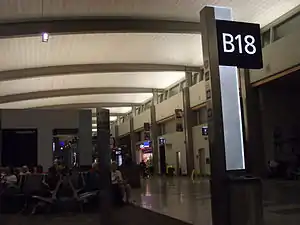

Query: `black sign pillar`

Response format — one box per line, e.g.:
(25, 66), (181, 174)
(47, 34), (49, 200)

(200, 6), (263, 225)
(96, 108), (111, 225)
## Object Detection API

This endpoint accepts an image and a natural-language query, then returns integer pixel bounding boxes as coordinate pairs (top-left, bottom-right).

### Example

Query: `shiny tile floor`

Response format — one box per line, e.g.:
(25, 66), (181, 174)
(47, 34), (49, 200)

(132, 177), (300, 225)
(132, 177), (211, 225)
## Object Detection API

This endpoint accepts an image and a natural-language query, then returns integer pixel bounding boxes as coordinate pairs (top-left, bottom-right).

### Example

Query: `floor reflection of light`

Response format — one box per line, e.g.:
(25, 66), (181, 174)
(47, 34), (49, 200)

(144, 183), (152, 196)
(180, 193), (184, 203)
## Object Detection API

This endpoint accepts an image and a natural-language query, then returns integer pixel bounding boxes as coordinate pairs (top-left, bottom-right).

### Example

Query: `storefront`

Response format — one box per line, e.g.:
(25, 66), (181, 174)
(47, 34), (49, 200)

(136, 141), (153, 164)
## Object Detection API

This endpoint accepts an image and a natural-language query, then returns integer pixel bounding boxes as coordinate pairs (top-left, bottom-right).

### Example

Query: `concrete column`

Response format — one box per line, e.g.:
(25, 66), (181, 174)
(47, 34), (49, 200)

(132, 106), (136, 117)
(96, 108), (112, 224)
(200, 7), (245, 225)
(78, 110), (93, 167)
(129, 117), (137, 163)
(150, 90), (159, 174)
(183, 72), (197, 175)
(96, 108), (111, 184)
(240, 69), (266, 177)
(0, 110), (2, 166)
(152, 89), (159, 105)
(185, 71), (193, 87)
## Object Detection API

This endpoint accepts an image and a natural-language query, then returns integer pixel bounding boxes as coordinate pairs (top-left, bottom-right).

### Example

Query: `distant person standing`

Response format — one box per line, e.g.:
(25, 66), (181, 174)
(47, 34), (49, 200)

(140, 160), (147, 178)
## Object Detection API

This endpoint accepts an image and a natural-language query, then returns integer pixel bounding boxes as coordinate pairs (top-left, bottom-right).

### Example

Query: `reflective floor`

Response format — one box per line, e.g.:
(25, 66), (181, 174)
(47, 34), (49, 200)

(132, 177), (211, 225)
(132, 177), (300, 225)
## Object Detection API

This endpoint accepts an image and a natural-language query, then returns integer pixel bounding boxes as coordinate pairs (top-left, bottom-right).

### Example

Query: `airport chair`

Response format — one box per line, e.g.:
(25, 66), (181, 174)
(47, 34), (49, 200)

(22, 174), (61, 214)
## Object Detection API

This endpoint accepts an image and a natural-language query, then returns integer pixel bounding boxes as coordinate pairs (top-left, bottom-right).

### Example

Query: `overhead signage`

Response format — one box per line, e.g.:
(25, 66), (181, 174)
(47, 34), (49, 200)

(216, 20), (263, 69)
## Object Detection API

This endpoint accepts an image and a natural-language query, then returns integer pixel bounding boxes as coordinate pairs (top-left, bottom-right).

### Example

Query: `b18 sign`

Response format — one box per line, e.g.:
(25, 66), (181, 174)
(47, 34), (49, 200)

(216, 20), (263, 69)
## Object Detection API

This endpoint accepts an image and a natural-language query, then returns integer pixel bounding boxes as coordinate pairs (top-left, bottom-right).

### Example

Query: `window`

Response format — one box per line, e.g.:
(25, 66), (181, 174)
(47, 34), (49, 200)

(164, 91), (169, 100)
(196, 107), (207, 125)
(199, 69), (204, 81)
(180, 80), (187, 91)
(169, 84), (179, 97)
(160, 123), (166, 135)
(261, 29), (271, 47)
(135, 107), (139, 115)
(145, 101), (151, 110)
(192, 73), (198, 85)
(159, 94), (164, 103)
(274, 12), (300, 41)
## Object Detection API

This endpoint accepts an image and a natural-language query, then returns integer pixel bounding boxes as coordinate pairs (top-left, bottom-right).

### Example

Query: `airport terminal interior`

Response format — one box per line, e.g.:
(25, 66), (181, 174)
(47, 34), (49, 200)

(0, 0), (300, 225)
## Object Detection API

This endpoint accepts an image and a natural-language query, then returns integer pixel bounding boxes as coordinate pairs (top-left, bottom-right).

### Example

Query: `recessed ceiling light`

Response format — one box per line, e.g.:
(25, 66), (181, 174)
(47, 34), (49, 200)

(42, 32), (49, 42)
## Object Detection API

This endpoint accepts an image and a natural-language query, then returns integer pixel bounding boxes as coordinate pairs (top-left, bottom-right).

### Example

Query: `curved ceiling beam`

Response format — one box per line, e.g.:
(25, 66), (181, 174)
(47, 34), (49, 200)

(0, 87), (159, 104)
(34, 102), (140, 109)
(0, 17), (201, 39)
(0, 63), (200, 82)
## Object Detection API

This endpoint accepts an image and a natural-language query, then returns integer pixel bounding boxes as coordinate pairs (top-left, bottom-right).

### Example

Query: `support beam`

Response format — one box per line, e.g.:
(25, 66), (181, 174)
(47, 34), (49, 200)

(0, 64), (200, 82)
(150, 99), (159, 174)
(0, 87), (160, 104)
(182, 72), (197, 175)
(0, 18), (201, 39)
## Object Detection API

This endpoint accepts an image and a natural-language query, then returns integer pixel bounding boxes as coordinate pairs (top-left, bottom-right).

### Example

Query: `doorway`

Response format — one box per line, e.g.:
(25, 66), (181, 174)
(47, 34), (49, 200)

(176, 151), (181, 175)
(2, 129), (38, 167)
(198, 148), (206, 176)
(159, 144), (166, 175)
(52, 129), (79, 168)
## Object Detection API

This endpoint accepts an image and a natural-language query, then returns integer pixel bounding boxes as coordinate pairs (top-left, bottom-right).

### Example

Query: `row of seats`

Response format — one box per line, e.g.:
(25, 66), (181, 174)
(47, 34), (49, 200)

(0, 172), (99, 214)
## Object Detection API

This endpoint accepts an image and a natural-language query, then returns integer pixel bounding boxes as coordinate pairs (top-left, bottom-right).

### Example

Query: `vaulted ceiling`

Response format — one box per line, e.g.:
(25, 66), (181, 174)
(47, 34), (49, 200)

(0, 0), (298, 120)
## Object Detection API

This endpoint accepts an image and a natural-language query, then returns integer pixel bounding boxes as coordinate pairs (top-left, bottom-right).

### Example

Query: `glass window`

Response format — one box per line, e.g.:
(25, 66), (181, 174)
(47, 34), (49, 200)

(159, 94), (164, 103)
(169, 84), (179, 97)
(199, 69), (204, 81)
(160, 123), (166, 135)
(274, 12), (300, 41)
(196, 107), (207, 125)
(192, 73), (198, 85)
(179, 81), (185, 91)
(261, 29), (271, 47)
(164, 91), (169, 100)
(145, 101), (151, 110)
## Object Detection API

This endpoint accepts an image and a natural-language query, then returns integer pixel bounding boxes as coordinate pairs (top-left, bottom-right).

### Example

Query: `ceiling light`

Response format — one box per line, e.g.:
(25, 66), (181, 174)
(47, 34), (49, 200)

(42, 32), (49, 42)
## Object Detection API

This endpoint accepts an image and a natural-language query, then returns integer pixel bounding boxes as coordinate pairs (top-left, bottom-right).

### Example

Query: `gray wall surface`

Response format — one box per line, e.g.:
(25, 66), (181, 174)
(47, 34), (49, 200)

(0, 109), (91, 169)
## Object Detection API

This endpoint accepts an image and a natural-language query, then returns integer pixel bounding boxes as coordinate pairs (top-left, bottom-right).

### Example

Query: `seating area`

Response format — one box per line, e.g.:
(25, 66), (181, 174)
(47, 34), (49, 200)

(0, 171), (99, 214)
(0, 167), (192, 225)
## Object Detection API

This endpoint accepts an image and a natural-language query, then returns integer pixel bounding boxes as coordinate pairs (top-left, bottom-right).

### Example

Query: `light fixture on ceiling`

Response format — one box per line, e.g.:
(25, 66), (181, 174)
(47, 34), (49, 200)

(42, 32), (49, 42)
(40, 0), (49, 43)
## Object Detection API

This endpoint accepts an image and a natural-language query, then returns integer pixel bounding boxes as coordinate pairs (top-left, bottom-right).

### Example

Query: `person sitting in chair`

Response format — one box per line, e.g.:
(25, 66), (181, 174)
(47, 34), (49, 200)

(111, 162), (131, 204)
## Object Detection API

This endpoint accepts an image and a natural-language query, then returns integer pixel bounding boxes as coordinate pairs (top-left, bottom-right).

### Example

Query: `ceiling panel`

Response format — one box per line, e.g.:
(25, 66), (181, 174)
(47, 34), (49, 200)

(0, 93), (153, 109)
(0, 33), (201, 71)
(0, 71), (185, 96)
(0, 0), (299, 27)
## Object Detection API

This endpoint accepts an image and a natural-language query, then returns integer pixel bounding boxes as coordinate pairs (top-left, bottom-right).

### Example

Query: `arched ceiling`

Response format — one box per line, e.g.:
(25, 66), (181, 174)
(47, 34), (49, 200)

(0, 0), (299, 120)
(0, 0), (299, 26)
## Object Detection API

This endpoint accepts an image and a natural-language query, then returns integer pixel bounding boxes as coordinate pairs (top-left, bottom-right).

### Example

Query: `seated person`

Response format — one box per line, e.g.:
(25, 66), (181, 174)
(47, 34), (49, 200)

(111, 162), (131, 204)
(85, 162), (101, 191)
(1, 167), (19, 196)
(1, 167), (18, 186)
(20, 165), (31, 176)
